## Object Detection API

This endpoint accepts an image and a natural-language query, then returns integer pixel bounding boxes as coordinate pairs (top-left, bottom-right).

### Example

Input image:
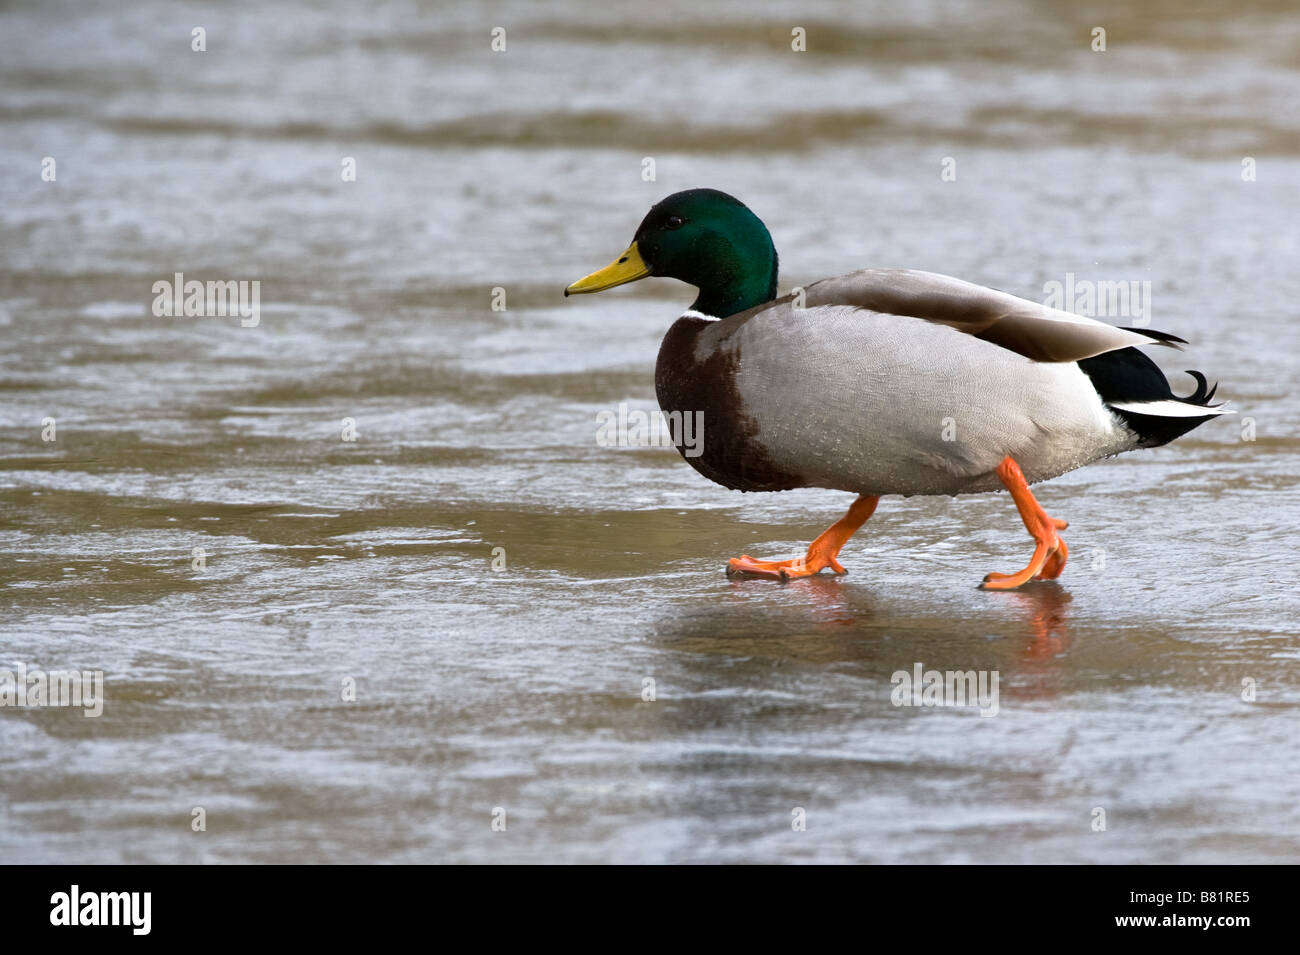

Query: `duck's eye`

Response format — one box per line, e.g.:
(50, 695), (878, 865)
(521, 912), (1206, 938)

(664, 215), (686, 230)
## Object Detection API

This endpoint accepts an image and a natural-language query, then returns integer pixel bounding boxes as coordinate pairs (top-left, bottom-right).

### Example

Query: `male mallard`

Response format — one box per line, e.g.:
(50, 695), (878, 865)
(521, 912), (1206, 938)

(565, 189), (1229, 589)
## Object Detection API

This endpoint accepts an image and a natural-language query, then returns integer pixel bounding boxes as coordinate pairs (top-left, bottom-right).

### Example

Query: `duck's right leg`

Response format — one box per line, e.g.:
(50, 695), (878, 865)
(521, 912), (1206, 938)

(726, 495), (880, 581)
(980, 456), (1069, 590)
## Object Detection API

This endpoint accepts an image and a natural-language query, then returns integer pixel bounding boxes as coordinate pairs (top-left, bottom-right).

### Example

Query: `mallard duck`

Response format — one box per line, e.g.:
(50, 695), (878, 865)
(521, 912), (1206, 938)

(564, 188), (1229, 589)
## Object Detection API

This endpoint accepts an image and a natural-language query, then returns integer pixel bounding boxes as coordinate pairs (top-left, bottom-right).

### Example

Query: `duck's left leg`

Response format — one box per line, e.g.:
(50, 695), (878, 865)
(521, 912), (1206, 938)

(981, 456), (1069, 590)
(727, 495), (879, 581)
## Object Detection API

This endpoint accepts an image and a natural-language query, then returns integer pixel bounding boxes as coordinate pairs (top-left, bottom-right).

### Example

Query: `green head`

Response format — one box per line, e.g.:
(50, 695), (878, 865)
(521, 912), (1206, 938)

(565, 188), (779, 317)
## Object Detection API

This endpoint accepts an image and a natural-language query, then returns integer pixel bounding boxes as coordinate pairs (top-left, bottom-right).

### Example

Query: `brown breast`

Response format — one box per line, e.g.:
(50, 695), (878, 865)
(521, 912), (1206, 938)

(653, 315), (806, 493)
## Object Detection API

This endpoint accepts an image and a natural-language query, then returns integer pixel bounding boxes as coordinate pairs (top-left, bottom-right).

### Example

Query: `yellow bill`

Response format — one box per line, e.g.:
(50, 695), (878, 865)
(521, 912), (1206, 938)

(564, 242), (650, 296)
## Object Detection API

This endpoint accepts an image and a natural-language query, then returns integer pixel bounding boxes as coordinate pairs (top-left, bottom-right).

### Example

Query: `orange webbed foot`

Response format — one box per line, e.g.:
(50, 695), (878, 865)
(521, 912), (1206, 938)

(980, 457), (1070, 591)
(726, 496), (878, 582)
(726, 552), (846, 581)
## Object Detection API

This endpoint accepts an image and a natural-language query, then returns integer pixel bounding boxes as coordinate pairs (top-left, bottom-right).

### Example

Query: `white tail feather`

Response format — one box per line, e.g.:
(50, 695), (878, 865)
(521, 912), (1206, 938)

(1109, 399), (1234, 418)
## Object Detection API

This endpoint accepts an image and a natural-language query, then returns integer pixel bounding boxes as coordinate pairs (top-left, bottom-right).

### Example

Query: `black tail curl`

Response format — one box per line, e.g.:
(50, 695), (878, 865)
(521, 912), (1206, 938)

(1076, 345), (1225, 448)
(1181, 369), (1220, 406)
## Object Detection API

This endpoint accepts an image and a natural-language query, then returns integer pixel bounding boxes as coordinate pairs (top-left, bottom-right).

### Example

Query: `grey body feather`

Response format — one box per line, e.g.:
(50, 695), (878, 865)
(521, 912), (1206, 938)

(680, 269), (1150, 496)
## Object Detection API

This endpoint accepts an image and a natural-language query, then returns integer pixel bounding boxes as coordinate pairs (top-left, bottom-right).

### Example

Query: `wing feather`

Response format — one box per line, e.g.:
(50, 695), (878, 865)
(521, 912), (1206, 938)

(767, 268), (1180, 363)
